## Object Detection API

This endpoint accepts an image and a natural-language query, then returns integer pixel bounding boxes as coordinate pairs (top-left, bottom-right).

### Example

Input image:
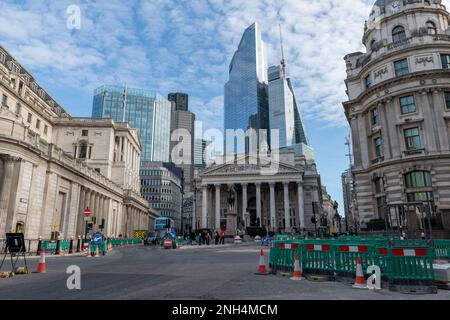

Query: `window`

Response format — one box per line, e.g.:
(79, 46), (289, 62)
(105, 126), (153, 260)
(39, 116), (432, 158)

(392, 26), (407, 43)
(370, 39), (377, 51)
(365, 74), (373, 89)
(394, 59), (409, 76)
(404, 127), (421, 151)
(78, 143), (88, 159)
(10, 62), (20, 74)
(374, 137), (383, 158)
(82, 130), (89, 137)
(374, 177), (385, 194)
(405, 171), (432, 188)
(376, 196), (386, 219)
(371, 107), (379, 126)
(441, 54), (450, 69)
(1, 94), (7, 107)
(44, 125), (48, 135)
(426, 21), (437, 35)
(15, 103), (21, 115)
(445, 92), (450, 109)
(27, 112), (32, 123)
(0, 51), (5, 63)
(400, 96), (416, 114)
(36, 119), (40, 130)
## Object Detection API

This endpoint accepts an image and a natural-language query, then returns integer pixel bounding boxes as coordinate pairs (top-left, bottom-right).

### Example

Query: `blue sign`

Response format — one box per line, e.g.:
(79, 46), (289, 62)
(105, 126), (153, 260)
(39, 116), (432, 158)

(92, 232), (103, 245)
(168, 231), (177, 239)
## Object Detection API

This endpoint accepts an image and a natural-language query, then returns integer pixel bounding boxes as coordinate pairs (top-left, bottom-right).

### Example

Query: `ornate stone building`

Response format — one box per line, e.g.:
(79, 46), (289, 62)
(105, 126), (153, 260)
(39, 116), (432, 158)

(194, 150), (322, 234)
(0, 45), (157, 241)
(343, 0), (450, 234)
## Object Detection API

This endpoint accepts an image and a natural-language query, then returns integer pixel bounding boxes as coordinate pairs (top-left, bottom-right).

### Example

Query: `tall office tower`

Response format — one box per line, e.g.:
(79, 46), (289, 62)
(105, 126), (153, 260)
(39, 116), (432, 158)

(224, 22), (269, 154)
(194, 139), (211, 169)
(169, 94), (195, 194)
(92, 85), (172, 162)
(168, 92), (189, 111)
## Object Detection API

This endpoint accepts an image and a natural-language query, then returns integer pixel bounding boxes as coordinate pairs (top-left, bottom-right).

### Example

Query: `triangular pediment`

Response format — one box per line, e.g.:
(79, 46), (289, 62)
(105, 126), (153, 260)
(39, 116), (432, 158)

(200, 154), (303, 177)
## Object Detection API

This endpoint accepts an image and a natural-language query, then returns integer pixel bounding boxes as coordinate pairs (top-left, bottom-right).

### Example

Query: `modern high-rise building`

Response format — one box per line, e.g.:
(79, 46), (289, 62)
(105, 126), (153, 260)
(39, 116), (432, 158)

(92, 85), (172, 162)
(194, 139), (211, 169)
(224, 22), (269, 154)
(169, 94), (195, 194)
(341, 168), (354, 231)
(168, 92), (189, 111)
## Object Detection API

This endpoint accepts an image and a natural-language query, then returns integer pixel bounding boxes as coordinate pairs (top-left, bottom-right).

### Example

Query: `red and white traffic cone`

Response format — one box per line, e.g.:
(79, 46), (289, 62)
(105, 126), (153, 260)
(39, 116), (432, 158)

(94, 245), (99, 257)
(35, 248), (46, 273)
(352, 256), (367, 289)
(255, 248), (268, 275)
(86, 244), (91, 258)
(290, 254), (302, 281)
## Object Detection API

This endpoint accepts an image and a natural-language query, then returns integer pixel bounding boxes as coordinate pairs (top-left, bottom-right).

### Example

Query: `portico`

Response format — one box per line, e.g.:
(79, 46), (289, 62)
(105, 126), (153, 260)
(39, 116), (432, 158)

(194, 153), (321, 234)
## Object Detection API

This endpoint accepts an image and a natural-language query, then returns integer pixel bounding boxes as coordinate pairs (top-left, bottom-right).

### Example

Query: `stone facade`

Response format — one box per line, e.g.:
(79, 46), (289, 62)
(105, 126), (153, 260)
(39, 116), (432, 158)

(343, 0), (450, 231)
(194, 150), (322, 234)
(0, 45), (158, 241)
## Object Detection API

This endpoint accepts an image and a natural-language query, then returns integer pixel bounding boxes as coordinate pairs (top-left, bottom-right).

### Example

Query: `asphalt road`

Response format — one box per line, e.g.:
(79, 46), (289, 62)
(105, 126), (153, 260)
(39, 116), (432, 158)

(0, 242), (448, 300)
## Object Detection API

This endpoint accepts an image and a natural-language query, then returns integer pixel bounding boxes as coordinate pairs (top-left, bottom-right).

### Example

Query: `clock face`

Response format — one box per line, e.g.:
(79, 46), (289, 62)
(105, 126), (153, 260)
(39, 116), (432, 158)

(390, 1), (402, 13)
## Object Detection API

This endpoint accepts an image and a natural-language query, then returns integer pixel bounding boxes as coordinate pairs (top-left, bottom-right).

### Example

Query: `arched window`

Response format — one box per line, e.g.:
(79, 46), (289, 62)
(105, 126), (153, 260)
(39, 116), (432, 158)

(392, 26), (407, 43)
(426, 21), (437, 35)
(15, 221), (24, 233)
(370, 39), (377, 51)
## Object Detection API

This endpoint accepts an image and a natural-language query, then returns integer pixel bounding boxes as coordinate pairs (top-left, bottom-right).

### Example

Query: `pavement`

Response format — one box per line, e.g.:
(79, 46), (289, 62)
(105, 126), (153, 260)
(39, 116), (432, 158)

(0, 242), (449, 300)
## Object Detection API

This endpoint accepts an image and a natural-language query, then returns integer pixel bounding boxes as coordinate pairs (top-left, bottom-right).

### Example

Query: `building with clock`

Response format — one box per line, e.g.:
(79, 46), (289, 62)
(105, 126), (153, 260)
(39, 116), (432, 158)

(343, 0), (450, 237)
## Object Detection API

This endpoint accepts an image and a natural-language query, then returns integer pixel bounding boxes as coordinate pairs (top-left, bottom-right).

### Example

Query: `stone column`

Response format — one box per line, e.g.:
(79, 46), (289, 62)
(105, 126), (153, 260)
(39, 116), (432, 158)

(256, 183), (262, 227)
(202, 186), (208, 228)
(76, 187), (86, 236)
(269, 182), (276, 231)
(242, 183), (248, 229)
(0, 157), (16, 235)
(215, 184), (221, 230)
(297, 182), (305, 230)
(283, 182), (291, 230)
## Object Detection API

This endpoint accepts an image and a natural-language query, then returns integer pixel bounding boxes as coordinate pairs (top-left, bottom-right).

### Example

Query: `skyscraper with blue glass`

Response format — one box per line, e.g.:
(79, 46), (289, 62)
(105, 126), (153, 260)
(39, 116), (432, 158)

(224, 22), (269, 154)
(92, 85), (172, 162)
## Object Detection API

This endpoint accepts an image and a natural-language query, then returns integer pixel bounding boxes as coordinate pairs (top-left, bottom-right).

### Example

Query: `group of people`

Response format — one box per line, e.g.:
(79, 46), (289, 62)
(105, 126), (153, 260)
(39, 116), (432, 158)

(183, 230), (227, 246)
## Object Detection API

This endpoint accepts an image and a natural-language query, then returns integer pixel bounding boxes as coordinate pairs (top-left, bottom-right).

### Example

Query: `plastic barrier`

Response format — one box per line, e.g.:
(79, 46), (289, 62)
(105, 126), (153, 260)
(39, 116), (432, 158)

(434, 240), (450, 260)
(303, 241), (335, 276)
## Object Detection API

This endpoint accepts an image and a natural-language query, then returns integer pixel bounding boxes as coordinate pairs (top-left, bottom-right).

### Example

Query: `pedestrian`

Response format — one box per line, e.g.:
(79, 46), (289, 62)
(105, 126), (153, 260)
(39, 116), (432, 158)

(197, 232), (202, 246)
(219, 230), (225, 245)
(206, 231), (210, 245)
(215, 231), (220, 245)
(421, 231), (426, 240)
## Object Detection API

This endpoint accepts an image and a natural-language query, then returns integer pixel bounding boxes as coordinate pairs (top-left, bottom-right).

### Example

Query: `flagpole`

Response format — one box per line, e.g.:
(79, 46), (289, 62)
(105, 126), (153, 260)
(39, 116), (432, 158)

(122, 83), (127, 122)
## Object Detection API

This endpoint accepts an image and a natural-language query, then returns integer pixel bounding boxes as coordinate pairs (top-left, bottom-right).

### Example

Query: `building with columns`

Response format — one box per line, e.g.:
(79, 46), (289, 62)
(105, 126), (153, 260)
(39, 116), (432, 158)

(194, 150), (322, 234)
(343, 0), (450, 235)
(0, 45), (156, 241)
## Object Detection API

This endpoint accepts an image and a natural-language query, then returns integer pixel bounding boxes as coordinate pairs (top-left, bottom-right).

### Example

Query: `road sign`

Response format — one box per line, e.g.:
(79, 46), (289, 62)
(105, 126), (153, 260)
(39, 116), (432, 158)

(92, 232), (103, 245)
(84, 216), (91, 222)
(168, 231), (177, 239)
(84, 208), (92, 216)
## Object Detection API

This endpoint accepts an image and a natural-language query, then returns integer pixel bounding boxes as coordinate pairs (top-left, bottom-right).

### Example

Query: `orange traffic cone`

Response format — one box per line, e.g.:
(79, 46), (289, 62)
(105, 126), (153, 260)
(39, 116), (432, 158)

(290, 255), (302, 281)
(86, 244), (91, 257)
(94, 245), (99, 257)
(352, 256), (367, 289)
(35, 248), (46, 273)
(255, 248), (268, 275)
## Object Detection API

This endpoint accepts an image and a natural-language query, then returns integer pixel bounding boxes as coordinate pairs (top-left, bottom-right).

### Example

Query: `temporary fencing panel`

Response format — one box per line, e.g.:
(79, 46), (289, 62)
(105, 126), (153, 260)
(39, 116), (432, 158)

(303, 242), (335, 276)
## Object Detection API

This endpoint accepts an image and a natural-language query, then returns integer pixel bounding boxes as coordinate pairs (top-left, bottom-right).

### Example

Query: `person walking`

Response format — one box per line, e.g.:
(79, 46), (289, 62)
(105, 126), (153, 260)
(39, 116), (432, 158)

(215, 231), (220, 245)
(219, 230), (225, 245)
(206, 231), (210, 245)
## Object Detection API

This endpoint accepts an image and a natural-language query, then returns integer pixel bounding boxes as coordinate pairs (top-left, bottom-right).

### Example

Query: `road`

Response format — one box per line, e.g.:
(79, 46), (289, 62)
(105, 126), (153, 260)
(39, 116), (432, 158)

(0, 242), (448, 300)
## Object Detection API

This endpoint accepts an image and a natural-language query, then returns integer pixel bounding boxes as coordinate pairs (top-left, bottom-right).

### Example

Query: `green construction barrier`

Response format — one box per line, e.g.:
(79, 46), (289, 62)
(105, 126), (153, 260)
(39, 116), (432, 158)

(302, 240), (335, 276)
(387, 246), (435, 286)
(434, 240), (450, 259)
(334, 242), (375, 278)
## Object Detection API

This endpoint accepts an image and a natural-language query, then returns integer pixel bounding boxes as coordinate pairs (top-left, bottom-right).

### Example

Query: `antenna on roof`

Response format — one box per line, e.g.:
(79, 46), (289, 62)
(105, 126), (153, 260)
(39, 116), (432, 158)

(279, 23), (286, 77)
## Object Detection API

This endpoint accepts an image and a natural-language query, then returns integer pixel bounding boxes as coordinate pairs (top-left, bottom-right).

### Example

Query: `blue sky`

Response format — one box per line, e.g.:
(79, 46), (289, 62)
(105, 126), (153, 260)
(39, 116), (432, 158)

(3, 0), (445, 211)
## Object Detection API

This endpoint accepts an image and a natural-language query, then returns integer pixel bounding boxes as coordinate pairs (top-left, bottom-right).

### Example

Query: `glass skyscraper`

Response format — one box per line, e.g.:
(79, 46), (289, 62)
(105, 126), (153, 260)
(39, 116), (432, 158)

(224, 22), (269, 154)
(92, 85), (171, 162)
(268, 65), (309, 148)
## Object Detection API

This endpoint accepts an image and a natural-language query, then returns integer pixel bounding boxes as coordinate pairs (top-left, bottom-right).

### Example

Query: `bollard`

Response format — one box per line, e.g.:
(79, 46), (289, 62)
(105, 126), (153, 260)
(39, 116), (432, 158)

(55, 237), (61, 255)
(76, 236), (81, 253)
(69, 236), (74, 254)
(36, 236), (42, 256)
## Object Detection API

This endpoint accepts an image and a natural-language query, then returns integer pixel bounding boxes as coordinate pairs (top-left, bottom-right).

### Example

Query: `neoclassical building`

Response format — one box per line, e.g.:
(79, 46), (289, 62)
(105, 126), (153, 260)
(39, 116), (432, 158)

(343, 0), (450, 234)
(0, 45), (157, 241)
(194, 150), (322, 234)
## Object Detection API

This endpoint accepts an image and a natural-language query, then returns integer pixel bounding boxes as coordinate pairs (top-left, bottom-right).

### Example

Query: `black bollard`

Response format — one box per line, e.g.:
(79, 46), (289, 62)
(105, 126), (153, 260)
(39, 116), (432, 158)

(69, 237), (74, 254)
(76, 236), (81, 253)
(55, 238), (61, 255)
